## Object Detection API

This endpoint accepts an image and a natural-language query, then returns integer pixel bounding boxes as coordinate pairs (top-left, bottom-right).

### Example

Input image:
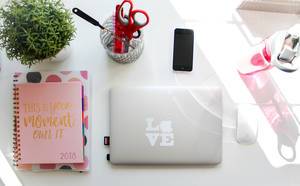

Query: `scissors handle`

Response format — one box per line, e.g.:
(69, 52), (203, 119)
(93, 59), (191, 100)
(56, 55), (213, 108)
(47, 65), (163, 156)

(131, 10), (149, 28)
(117, 0), (149, 28)
(132, 30), (141, 39)
(117, 0), (133, 26)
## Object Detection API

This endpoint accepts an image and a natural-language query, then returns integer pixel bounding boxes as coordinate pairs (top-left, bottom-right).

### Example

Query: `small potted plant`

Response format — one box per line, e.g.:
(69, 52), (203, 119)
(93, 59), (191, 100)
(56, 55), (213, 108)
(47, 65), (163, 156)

(0, 0), (76, 67)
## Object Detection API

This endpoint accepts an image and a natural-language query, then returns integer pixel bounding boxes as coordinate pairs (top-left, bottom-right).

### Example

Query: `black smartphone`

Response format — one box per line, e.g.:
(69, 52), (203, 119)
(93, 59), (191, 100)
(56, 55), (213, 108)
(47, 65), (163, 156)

(172, 28), (194, 71)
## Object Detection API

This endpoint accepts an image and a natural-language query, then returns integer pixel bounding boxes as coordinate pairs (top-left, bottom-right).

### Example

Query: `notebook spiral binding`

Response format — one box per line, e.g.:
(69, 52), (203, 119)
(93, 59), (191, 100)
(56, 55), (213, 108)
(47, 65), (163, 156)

(13, 75), (21, 166)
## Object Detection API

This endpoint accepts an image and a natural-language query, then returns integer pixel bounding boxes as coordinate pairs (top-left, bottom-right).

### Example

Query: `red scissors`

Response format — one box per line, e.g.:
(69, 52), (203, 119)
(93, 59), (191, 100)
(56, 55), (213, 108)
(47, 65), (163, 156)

(117, 0), (149, 40)
(114, 0), (149, 53)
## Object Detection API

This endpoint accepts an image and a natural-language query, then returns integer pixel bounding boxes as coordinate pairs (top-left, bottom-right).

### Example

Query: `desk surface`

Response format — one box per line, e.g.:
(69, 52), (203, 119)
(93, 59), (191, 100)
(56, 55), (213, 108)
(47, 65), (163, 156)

(1, 0), (300, 185)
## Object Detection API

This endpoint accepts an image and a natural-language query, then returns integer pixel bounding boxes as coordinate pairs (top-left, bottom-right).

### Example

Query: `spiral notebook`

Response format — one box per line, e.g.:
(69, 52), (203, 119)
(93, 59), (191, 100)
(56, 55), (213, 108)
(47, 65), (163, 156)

(13, 71), (90, 171)
(14, 82), (84, 164)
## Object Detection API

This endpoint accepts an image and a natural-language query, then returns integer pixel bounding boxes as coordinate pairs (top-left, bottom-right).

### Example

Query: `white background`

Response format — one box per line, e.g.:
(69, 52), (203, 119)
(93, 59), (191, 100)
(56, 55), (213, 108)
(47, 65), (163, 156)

(1, 0), (300, 185)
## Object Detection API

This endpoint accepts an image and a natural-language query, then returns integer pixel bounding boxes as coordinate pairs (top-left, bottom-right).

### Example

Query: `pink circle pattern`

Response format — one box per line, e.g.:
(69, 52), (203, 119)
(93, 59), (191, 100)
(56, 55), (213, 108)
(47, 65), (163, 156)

(68, 78), (81, 82)
(84, 116), (88, 129)
(61, 71), (72, 75)
(80, 71), (88, 80)
(84, 96), (88, 111)
(45, 74), (62, 82)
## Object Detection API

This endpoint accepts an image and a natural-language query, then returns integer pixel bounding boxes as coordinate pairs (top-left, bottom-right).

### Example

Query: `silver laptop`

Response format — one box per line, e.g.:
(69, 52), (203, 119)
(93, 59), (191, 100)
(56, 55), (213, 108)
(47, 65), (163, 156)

(109, 87), (222, 165)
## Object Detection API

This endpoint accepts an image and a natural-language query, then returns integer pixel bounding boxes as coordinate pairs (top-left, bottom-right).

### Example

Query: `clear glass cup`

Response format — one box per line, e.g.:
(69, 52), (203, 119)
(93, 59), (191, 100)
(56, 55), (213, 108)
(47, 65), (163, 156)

(100, 16), (144, 64)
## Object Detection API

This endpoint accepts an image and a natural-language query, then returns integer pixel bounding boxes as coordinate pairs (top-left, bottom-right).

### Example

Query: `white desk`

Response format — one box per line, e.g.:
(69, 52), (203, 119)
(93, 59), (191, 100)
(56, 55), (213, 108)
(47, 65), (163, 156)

(1, 0), (300, 185)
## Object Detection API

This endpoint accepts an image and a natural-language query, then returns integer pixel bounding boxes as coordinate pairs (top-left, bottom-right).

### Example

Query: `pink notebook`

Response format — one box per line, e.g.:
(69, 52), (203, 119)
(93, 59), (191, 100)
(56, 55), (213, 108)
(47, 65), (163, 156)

(14, 82), (84, 164)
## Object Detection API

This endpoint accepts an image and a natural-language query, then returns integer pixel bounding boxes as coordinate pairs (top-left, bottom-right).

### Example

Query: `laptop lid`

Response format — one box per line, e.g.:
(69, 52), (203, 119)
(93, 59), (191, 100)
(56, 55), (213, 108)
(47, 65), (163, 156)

(109, 87), (222, 165)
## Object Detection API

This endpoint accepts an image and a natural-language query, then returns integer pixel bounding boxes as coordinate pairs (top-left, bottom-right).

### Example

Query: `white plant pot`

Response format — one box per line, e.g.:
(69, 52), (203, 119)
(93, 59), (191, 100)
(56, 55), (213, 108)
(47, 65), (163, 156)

(44, 45), (72, 63)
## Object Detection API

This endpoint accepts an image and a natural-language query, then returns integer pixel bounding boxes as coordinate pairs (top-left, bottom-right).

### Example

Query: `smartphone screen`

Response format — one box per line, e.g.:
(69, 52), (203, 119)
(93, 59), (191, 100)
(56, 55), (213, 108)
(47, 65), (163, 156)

(173, 28), (194, 71)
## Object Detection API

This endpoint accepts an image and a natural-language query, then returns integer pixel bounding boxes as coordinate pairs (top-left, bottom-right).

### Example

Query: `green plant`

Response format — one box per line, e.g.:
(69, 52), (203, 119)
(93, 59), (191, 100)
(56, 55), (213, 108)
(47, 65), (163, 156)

(0, 0), (76, 67)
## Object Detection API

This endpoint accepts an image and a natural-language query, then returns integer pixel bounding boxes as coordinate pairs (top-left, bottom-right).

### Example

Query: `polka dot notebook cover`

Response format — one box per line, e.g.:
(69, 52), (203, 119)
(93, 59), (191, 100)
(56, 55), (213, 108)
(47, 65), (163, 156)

(13, 71), (90, 172)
